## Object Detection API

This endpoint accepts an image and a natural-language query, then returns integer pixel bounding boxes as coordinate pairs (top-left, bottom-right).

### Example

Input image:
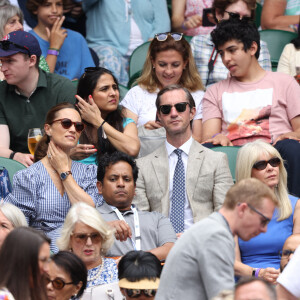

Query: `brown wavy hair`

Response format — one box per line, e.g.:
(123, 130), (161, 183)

(137, 34), (204, 93)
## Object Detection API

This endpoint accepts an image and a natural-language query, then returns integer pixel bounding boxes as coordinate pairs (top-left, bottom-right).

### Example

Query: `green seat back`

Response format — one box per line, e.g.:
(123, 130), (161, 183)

(0, 156), (26, 183)
(255, 2), (262, 28)
(259, 30), (297, 71)
(212, 146), (240, 182)
(118, 84), (129, 103)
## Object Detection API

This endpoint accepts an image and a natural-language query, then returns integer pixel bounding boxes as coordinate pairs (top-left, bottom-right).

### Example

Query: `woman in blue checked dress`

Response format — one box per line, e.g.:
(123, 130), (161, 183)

(4, 103), (103, 252)
(57, 202), (118, 290)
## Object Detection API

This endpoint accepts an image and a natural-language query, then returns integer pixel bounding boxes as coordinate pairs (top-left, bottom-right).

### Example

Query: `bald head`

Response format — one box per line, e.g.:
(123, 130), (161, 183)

(280, 234), (300, 271)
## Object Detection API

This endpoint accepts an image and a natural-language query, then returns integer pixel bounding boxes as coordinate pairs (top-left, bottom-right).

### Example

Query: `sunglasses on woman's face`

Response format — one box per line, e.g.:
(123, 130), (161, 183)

(44, 277), (74, 290)
(50, 118), (85, 133)
(252, 157), (281, 170)
(71, 232), (102, 245)
(155, 32), (183, 41)
(224, 11), (252, 21)
(159, 102), (190, 115)
(125, 288), (157, 298)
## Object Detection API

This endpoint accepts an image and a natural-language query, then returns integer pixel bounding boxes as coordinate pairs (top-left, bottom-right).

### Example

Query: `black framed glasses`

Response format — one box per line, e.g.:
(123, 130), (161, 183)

(279, 249), (295, 258)
(253, 157), (281, 170)
(71, 232), (102, 245)
(247, 203), (271, 227)
(0, 40), (31, 56)
(50, 118), (85, 133)
(125, 288), (157, 298)
(155, 32), (183, 41)
(44, 277), (74, 290)
(159, 102), (190, 115)
(224, 11), (252, 21)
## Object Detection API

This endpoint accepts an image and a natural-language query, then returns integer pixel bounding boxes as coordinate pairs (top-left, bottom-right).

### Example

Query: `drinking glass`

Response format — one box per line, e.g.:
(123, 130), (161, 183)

(28, 128), (43, 155)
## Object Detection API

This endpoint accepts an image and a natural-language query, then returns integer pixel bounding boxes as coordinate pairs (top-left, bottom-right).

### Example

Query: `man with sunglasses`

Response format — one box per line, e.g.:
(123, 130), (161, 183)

(202, 18), (300, 198)
(156, 178), (278, 300)
(134, 85), (233, 236)
(280, 234), (300, 272)
(0, 31), (76, 167)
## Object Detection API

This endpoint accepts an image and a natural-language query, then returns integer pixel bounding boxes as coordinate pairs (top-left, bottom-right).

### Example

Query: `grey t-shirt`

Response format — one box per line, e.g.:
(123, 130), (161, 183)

(97, 202), (176, 257)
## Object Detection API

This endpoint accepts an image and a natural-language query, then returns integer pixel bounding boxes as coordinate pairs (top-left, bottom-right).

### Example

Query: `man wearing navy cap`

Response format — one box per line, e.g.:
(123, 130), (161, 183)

(0, 31), (76, 167)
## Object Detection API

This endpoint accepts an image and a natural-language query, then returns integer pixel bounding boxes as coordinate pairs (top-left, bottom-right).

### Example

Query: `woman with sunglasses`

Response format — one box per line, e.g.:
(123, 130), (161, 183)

(190, 0), (271, 87)
(234, 140), (300, 284)
(0, 227), (50, 300)
(73, 67), (140, 163)
(122, 32), (204, 142)
(57, 202), (118, 289)
(4, 103), (103, 252)
(118, 250), (161, 300)
(46, 251), (87, 300)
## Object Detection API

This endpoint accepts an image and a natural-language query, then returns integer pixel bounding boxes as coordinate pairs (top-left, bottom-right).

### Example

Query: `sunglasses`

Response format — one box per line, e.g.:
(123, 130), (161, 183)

(279, 249), (295, 258)
(247, 203), (271, 227)
(0, 40), (31, 56)
(50, 118), (85, 133)
(252, 157), (281, 170)
(44, 277), (74, 290)
(71, 232), (102, 244)
(159, 102), (190, 115)
(124, 288), (157, 298)
(155, 32), (183, 41)
(224, 11), (252, 21)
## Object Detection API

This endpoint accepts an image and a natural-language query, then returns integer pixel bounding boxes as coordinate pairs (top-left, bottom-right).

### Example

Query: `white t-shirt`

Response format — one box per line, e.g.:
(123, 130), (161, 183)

(121, 85), (204, 127)
(277, 246), (300, 297)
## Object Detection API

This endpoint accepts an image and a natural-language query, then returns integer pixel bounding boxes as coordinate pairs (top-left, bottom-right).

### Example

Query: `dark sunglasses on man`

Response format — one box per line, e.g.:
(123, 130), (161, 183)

(124, 288), (157, 298)
(159, 102), (190, 115)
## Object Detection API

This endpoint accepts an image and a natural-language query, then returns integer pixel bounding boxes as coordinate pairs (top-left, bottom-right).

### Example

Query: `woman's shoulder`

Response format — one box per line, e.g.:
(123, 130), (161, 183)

(14, 161), (44, 178)
(72, 161), (97, 172)
(289, 194), (299, 209)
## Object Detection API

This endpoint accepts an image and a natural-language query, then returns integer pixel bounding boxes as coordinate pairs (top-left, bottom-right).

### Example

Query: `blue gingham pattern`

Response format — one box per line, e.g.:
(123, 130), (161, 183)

(87, 257), (118, 287)
(190, 34), (272, 87)
(4, 160), (103, 252)
(170, 149), (185, 233)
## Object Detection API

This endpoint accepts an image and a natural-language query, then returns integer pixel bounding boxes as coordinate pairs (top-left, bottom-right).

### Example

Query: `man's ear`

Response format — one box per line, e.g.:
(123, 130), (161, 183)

(29, 55), (37, 67)
(249, 41), (258, 57)
(96, 181), (103, 195)
(237, 202), (248, 218)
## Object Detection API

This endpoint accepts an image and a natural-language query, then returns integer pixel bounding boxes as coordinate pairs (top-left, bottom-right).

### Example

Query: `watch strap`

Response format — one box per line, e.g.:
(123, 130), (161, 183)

(60, 171), (72, 181)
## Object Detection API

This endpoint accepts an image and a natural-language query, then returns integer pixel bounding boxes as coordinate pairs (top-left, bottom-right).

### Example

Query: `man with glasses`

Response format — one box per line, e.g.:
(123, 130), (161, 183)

(280, 234), (300, 271)
(134, 84), (233, 236)
(156, 178), (278, 300)
(0, 31), (76, 167)
(202, 18), (300, 198)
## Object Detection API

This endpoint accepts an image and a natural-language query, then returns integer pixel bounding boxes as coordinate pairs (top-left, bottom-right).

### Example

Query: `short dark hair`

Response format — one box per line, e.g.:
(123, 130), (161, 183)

(97, 151), (138, 184)
(118, 250), (162, 282)
(51, 251), (87, 298)
(235, 277), (276, 300)
(211, 18), (260, 59)
(26, 0), (67, 16)
(155, 84), (195, 110)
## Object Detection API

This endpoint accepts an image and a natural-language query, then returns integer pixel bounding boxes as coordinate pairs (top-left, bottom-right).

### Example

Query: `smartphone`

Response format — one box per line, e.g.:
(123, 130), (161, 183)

(202, 8), (215, 27)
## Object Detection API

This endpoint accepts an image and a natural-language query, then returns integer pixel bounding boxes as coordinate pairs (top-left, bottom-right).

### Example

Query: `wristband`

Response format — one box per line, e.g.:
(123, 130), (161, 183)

(100, 120), (106, 127)
(9, 151), (16, 160)
(255, 268), (261, 277)
(47, 49), (59, 56)
(181, 21), (188, 31)
(212, 133), (221, 138)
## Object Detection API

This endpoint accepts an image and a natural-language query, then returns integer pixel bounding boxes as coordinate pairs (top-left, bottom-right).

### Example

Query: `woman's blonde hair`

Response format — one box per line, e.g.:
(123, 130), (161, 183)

(137, 35), (204, 93)
(235, 140), (291, 220)
(57, 202), (115, 254)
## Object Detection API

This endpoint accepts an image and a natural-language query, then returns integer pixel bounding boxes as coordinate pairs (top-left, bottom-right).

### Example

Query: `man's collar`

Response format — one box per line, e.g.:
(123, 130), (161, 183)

(99, 202), (135, 214)
(166, 137), (193, 157)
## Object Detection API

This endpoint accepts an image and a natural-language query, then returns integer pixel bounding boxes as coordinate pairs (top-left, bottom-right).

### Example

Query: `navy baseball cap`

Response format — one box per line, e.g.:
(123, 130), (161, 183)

(0, 31), (41, 58)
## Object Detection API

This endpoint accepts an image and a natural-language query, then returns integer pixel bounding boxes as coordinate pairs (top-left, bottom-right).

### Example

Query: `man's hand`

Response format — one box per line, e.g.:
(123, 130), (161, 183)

(203, 133), (233, 146)
(14, 152), (34, 167)
(107, 220), (132, 242)
(259, 267), (280, 284)
(273, 132), (300, 146)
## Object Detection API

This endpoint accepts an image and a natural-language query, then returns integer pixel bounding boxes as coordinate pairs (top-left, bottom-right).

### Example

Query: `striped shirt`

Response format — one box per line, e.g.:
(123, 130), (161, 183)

(190, 34), (272, 87)
(4, 160), (103, 252)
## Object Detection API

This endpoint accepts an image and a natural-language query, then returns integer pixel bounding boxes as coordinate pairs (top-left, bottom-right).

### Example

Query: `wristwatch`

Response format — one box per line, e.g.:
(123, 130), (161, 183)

(252, 268), (257, 277)
(60, 171), (72, 181)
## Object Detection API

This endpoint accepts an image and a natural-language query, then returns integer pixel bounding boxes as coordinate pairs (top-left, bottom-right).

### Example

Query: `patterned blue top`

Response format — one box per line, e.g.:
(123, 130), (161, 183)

(4, 160), (103, 252)
(239, 195), (298, 269)
(87, 257), (118, 287)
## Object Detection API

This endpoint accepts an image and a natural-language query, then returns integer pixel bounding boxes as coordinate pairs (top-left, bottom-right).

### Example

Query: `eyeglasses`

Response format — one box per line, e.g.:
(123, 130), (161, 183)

(0, 40), (31, 56)
(50, 118), (85, 133)
(252, 157), (281, 170)
(247, 203), (271, 227)
(124, 289), (157, 298)
(224, 11), (252, 21)
(279, 249), (295, 258)
(159, 102), (190, 115)
(44, 277), (74, 290)
(155, 32), (183, 41)
(71, 232), (102, 244)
